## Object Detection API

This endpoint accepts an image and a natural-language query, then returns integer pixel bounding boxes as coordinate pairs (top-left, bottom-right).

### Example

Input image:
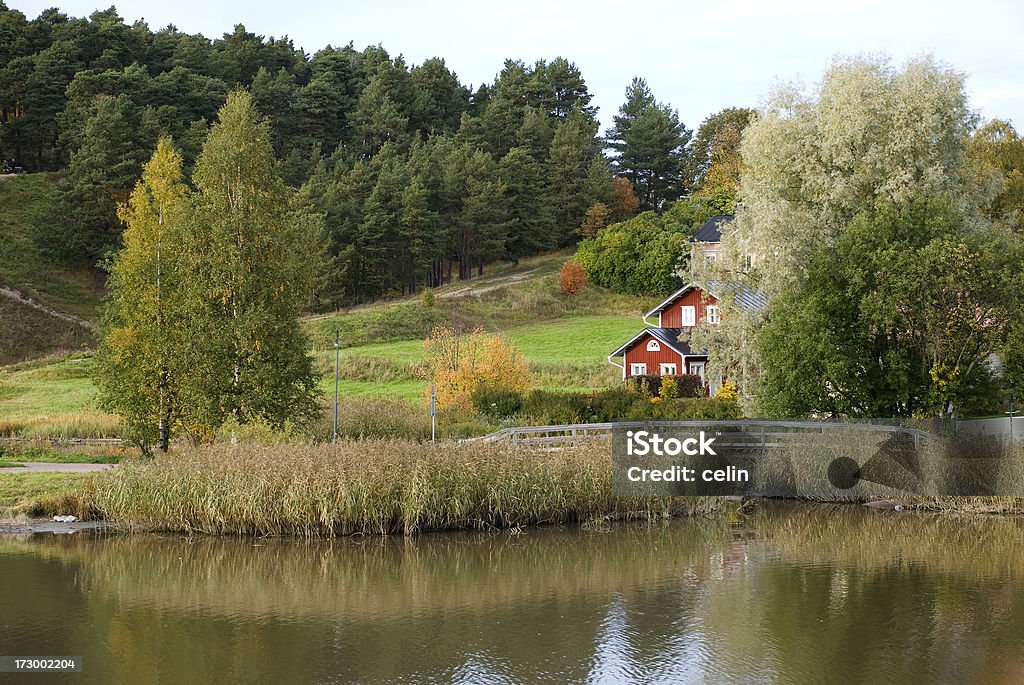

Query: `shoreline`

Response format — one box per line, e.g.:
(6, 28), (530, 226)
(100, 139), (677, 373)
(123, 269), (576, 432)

(3, 496), (1020, 538)
(0, 518), (117, 535)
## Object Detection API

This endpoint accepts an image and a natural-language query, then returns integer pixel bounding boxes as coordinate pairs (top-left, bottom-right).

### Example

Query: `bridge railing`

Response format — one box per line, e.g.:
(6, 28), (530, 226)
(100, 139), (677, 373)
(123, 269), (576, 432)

(466, 420), (932, 450)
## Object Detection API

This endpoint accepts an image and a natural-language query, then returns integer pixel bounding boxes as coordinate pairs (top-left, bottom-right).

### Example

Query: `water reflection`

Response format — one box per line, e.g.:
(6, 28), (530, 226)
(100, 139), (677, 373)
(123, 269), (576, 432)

(4, 503), (1024, 684)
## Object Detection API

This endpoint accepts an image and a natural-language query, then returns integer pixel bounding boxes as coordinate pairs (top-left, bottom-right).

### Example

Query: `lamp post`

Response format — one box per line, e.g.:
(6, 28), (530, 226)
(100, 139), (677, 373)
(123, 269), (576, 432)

(430, 384), (436, 443)
(1008, 391), (1017, 443)
(333, 329), (340, 442)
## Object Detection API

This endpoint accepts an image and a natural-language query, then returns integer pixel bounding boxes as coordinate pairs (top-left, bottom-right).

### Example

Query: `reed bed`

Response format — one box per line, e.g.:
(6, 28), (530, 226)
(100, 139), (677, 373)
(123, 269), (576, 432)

(85, 439), (722, 536)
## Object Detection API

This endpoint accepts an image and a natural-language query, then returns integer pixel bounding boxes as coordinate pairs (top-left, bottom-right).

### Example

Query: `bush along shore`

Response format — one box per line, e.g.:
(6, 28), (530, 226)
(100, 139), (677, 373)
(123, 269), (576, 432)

(58, 440), (722, 536)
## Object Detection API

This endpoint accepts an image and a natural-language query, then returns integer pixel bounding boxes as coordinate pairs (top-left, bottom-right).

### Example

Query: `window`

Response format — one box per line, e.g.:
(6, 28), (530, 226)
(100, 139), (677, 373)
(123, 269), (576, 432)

(659, 363), (677, 376)
(646, 340), (661, 352)
(704, 253), (717, 266)
(689, 362), (705, 381)
(742, 254), (754, 271)
(630, 363), (647, 376)
(706, 305), (720, 325)
(681, 306), (696, 327)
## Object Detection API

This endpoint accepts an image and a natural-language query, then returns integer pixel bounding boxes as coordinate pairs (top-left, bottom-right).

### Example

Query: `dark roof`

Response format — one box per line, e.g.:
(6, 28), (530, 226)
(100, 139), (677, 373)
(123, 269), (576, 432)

(705, 280), (769, 310)
(644, 281), (767, 318)
(691, 215), (734, 243)
(609, 328), (706, 358)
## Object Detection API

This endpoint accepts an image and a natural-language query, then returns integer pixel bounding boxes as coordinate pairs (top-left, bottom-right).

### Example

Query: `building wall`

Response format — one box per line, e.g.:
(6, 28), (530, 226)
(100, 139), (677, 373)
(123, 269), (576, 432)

(659, 289), (718, 328)
(692, 241), (722, 268)
(685, 358), (708, 375)
(623, 333), (684, 378)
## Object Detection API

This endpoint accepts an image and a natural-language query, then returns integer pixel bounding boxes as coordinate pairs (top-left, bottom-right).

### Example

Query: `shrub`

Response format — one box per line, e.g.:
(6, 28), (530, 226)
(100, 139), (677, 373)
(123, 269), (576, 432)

(421, 289), (435, 308)
(424, 326), (533, 412)
(514, 387), (739, 425)
(587, 388), (638, 422)
(521, 390), (591, 424)
(625, 397), (742, 421)
(575, 202), (612, 238)
(627, 374), (662, 398)
(574, 211), (686, 295)
(472, 386), (524, 420)
(660, 376), (679, 400)
(677, 374), (706, 398)
(558, 260), (586, 296)
(714, 381), (739, 401)
(629, 374), (705, 399)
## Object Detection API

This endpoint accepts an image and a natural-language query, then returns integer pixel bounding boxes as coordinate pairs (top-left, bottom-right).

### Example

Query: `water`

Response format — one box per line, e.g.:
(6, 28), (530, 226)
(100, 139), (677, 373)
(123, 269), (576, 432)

(4, 502), (1024, 684)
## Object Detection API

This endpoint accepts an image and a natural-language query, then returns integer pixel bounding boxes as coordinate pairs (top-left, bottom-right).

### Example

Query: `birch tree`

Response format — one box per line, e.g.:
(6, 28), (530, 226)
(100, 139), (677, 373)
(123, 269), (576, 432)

(96, 137), (188, 452)
(184, 89), (323, 431)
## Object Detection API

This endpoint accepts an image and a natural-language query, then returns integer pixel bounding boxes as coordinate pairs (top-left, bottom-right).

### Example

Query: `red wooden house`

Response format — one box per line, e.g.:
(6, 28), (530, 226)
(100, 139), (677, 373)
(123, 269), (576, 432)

(608, 280), (766, 393)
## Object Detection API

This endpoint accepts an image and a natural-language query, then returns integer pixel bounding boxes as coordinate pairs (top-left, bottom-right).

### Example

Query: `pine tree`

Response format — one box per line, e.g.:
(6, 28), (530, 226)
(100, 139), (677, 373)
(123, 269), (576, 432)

(606, 77), (691, 210)
(409, 57), (469, 135)
(547, 108), (598, 243)
(499, 146), (554, 260)
(357, 144), (407, 298)
(250, 66), (299, 157)
(399, 174), (441, 292)
(46, 93), (157, 263)
(95, 137), (188, 452)
(350, 70), (409, 159)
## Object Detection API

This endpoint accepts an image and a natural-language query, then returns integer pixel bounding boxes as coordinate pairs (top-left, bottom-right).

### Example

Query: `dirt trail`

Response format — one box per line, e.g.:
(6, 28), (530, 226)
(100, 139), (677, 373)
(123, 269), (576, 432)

(437, 269), (539, 299)
(304, 268), (542, 321)
(0, 286), (94, 330)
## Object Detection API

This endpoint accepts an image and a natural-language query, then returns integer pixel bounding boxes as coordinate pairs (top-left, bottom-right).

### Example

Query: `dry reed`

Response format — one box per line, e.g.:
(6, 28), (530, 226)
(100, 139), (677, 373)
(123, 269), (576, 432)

(86, 439), (722, 536)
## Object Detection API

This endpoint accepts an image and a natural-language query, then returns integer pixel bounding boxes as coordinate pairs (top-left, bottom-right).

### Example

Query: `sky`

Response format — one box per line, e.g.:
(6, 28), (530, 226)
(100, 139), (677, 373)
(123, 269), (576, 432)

(10, 0), (1024, 131)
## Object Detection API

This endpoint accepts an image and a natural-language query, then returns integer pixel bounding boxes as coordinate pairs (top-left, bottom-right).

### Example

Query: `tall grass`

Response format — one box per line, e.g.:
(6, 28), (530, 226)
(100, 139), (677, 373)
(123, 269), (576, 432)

(85, 440), (722, 536)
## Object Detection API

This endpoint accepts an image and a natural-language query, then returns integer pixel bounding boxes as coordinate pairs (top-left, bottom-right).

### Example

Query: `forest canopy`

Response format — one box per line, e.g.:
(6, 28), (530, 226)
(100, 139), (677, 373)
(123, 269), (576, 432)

(0, 3), (723, 308)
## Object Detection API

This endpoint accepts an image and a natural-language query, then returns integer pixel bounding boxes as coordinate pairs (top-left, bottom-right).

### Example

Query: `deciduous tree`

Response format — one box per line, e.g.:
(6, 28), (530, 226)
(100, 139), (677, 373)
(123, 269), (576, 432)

(95, 137), (189, 452)
(183, 90), (323, 430)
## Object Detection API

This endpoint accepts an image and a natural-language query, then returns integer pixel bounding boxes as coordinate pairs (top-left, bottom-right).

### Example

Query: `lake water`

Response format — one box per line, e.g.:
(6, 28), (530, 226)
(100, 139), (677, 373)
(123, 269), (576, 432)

(4, 502), (1024, 684)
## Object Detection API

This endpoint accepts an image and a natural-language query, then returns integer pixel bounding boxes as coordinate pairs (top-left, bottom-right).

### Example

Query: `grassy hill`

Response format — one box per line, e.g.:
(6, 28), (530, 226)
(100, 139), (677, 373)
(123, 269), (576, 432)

(0, 173), (102, 365)
(0, 252), (651, 438)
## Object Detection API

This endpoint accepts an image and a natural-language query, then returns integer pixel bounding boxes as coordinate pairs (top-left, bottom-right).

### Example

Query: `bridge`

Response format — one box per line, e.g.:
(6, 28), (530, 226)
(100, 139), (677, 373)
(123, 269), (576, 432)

(468, 420), (934, 450)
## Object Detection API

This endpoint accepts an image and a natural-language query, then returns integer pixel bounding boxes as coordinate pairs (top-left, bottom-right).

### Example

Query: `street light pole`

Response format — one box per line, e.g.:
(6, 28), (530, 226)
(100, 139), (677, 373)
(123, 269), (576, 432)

(333, 329), (340, 443)
(1008, 391), (1017, 444)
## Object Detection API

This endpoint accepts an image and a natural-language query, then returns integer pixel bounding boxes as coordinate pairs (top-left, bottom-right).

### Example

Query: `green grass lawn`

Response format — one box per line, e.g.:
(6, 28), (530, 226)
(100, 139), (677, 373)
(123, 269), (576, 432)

(0, 173), (103, 320)
(1, 313), (642, 435)
(0, 355), (120, 437)
(0, 248), (651, 437)
(319, 314), (640, 366)
(0, 472), (91, 518)
(0, 173), (102, 364)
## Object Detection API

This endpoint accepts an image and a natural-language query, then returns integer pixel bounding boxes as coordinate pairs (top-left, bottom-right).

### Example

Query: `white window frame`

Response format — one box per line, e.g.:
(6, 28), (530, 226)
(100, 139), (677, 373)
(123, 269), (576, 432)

(689, 362), (706, 381)
(659, 363), (677, 376)
(706, 305), (720, 325)
(704, 253), (717, 266)
(629, 363), (647, 376)
(681, 305), (696, 327)
(742, 254), (754, 271)
(646, 340), (661, 352)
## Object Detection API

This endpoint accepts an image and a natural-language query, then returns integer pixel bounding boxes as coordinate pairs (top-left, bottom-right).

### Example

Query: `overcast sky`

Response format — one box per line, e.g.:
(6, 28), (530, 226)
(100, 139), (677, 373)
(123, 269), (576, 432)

(11, 0), (1024, 131)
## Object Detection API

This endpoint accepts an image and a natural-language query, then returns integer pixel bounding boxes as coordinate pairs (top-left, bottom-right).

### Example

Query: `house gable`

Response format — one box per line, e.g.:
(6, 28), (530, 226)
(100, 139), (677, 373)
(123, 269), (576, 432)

(609, 328), (709, 379)
(644, 284), (719, 329)
(621, 332), (684, 378)
(658, 288), (718, 328)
